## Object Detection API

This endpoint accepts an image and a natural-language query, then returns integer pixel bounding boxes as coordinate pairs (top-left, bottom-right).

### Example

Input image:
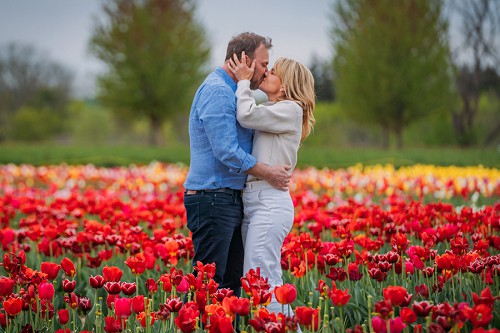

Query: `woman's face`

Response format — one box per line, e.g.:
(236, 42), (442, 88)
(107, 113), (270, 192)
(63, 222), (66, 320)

(258, 68), (284, 101)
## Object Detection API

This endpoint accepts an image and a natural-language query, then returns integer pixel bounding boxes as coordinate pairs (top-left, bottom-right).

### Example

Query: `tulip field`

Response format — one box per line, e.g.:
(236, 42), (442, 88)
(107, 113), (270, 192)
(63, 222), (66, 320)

(0, 162), (499, 333)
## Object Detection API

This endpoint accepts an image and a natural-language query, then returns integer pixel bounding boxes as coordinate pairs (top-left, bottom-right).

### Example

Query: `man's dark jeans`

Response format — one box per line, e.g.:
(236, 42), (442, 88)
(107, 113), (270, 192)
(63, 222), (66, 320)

(184, 189), (244, 296)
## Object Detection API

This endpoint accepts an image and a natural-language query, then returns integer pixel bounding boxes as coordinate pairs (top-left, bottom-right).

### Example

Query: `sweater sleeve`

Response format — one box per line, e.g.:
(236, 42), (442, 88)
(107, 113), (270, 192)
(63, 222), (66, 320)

(235, 80), (302, 134)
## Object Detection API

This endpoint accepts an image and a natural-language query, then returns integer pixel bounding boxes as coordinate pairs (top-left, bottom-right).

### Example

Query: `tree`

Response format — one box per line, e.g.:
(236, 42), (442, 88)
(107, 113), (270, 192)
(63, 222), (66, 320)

(309, 54), (335, 102)
(0, 43), (73, 141)
(332, 0), (455, 148)
(90, 0), (210, 146)
(449, 0), (500, 146)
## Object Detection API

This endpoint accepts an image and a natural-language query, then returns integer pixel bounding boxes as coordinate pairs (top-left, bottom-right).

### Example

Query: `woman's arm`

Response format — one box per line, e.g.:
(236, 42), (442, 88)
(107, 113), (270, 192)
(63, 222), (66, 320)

(235, 80), (302, 133)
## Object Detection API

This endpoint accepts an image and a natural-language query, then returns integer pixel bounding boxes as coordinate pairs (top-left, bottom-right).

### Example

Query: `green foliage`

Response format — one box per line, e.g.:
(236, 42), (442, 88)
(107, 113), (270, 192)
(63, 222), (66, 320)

(90, 0), (210, 145)
(6, 107), (64, 142)
(309, 55), (335, 101)
(0, 43), (73, 142)
(305, 102), (380, 147)
(476, 92), (500, 146)
(332, 0), (456, 148)
(67, 100), (115, 145)
(0, 144), (498, 169)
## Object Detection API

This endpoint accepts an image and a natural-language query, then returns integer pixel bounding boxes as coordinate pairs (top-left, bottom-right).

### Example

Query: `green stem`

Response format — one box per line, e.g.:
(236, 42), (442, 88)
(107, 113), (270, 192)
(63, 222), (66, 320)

(339, 306), (345, 333)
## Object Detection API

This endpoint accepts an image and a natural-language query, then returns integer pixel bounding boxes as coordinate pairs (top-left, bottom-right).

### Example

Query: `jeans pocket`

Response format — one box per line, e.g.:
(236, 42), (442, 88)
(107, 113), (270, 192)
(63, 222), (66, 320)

(184, 201), (200, 232)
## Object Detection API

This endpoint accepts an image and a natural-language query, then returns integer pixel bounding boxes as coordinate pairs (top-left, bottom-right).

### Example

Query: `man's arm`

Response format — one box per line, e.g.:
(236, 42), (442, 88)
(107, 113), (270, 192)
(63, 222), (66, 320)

(246, 162), (291, 190)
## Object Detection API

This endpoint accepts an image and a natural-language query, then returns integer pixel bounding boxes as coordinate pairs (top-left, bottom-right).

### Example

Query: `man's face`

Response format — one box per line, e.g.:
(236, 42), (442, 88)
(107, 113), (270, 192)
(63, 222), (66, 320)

(248, 44), (269, 90)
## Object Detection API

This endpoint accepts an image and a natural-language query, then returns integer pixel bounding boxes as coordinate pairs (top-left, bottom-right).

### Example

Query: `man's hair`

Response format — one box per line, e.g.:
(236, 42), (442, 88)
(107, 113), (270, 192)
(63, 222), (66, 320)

(225, 32), (272, 61)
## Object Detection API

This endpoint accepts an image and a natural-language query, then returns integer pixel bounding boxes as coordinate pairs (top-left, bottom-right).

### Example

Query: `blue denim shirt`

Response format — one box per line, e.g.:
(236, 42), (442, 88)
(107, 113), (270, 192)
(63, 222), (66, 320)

(183, 67), (256, 190)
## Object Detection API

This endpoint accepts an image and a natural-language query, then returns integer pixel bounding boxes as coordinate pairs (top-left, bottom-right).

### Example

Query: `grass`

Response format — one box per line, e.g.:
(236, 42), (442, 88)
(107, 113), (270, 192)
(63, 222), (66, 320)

(0, 143), (499, 169)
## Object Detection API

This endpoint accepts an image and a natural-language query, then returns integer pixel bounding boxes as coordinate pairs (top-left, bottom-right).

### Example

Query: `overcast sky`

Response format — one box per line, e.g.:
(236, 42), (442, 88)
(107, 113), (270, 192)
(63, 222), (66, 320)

(1, 1), (468, 98)
(0, 0), (334, 97)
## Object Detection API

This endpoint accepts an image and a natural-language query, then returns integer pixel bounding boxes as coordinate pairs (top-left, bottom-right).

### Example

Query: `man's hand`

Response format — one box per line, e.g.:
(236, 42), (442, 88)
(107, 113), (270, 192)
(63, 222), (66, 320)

(247, 162), (291, 191)
(265, 165), (292, 190)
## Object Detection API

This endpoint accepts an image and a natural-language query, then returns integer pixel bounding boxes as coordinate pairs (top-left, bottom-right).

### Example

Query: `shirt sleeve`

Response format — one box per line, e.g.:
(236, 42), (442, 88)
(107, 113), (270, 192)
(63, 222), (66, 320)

(198, 85), (256, 174)
(235, 80), (302, 133)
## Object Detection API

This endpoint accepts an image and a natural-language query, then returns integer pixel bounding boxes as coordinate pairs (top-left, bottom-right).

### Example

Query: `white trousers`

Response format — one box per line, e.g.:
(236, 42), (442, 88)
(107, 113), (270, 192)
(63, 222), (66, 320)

(242, 181), (294, 315)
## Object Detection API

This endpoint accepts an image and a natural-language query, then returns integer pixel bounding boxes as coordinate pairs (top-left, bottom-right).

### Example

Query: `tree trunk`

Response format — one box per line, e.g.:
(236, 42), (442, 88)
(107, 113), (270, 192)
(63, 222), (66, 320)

(381, 125), (390, 149)
(149, 117), (162, 146)
(484, 121), (500, 145)
(395, 126), (404, 149)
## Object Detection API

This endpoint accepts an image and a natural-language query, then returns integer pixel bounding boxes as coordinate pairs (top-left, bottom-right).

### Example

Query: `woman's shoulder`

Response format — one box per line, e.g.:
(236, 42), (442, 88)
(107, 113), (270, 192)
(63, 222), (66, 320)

(275, 100), (303, 113)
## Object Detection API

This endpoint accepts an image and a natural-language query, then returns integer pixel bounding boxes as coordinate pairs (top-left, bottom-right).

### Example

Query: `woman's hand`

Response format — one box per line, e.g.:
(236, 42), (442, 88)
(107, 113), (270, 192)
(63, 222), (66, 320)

(227, 51), (255, 81)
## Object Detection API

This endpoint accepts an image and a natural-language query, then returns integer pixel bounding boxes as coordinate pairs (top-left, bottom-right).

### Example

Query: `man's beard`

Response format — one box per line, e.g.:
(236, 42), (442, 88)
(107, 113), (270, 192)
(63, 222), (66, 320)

(250, 76), (264, 90)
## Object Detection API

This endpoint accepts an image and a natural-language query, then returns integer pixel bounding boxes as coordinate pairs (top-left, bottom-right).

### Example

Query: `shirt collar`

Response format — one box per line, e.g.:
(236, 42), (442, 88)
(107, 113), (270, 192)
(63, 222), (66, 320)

(215, 67), (237, 93)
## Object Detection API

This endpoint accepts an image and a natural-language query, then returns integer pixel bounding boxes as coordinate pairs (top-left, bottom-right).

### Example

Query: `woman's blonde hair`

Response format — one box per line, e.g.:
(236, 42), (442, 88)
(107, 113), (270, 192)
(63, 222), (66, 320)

(274, 57), (316, 142)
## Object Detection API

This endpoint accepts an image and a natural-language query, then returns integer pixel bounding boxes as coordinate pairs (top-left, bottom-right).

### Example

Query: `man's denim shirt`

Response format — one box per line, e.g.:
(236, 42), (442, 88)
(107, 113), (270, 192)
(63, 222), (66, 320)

(183, 67), (256, 191)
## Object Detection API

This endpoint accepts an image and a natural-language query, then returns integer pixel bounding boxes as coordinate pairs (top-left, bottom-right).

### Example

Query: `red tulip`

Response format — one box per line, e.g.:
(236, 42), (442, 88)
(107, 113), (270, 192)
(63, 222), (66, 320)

(121, 282), (136, 296)
(207, 312), (234, 333)
(61, 258), (76, 278)
(329, 287), (351, 307)
(4, 297), (23, 316)
(412, 301), (433, 317)
(212, 288), (234, 303)
(104, 282), (122, 295)
(137, 311), (156, 328)
(3, 250), (26, 275)
(274, 284), (297, 305)
(114, 297), (132, 319)
(174, 302), (199, 333)
(131, 295), (145, 313)
(386, 251), (400, 264)
(472, 287), (498, 307)
(295, 306), (319, 331)
(104, 316), (123, 333)
(40, 262), (61, 280)
(226, 296), (250, 317)
(58, 309), (70, 325)
(400, 307), (417, 324)
(348, 262), (363, 281)
(159, 273), (172, 292)
(125, 255), (146, 276)
(0, 277), (15, 296)
(392, 232), (409, 254)
(165, 297), (183, 312)
(372, 316), (406, 333)
(374, 300), (393, 320)
(64, 292), (79, 310)
(156, 304), (171, 321)
(463, 304), (493, 328)
(241, 268), (271, 296)
(383, 286), (409, 307)
(415, 284), (429, 299)
(176, 276), (190, 294)
(39, 282), (55, 300)
(316, 279), (330, 297)
(78, 296), (92, 316)
(248, 308), (276, 331)
(106, 294), (119, 310)
(146, 278), (158, 294)
(193, 261), (216, 280)
(251, 289), (273, 306)
(89, 275), (105, 288)
(55, 329), (71, 333)
(102, 266), (122, 282)
(62, 279), (76, 293)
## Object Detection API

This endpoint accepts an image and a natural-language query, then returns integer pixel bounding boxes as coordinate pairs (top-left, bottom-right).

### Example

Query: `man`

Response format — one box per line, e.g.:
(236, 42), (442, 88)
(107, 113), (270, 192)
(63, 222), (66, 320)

(183, 32), (290, 295)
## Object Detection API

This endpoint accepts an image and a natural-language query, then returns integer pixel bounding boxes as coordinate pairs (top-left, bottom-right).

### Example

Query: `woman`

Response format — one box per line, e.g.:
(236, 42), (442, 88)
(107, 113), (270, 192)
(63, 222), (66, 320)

(228, 53), (315, 315)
